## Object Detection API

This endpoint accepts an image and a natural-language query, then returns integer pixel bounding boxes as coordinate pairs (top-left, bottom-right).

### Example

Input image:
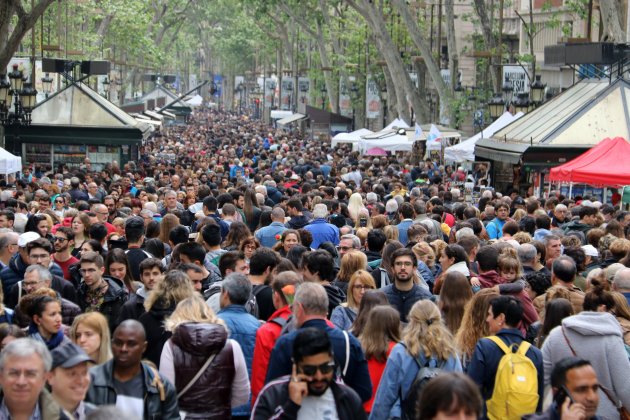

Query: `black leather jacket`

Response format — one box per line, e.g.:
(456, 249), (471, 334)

(85, 359), (180, 420)
(252, 377), (367, 420)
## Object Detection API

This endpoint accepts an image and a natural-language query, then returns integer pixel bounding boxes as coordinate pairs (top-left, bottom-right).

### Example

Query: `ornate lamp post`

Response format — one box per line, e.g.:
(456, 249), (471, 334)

(0, 65), (38, 126)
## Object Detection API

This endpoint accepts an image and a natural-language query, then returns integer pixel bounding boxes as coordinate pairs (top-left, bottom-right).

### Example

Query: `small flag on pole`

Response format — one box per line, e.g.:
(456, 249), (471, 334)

(414, 124), (424, 141)
(427, 124), (442, 143)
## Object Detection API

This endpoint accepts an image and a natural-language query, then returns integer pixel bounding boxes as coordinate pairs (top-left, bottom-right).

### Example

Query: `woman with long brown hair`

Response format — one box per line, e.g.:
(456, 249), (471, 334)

(439, 271), (473, 334)
(333, 251), (368, 295)
(350, 289), (389, 337)
(455, 288), (500, 370)
(359, 305), (401, 414)
(370, 300), (462, 419)
(242, 188), (261, 232)
(222, 222), (252, 251)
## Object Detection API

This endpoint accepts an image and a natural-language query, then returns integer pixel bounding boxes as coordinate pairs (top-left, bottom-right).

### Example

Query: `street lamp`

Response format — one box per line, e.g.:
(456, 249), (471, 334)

(41, 73), (54, 98)
(350, 82), (359, 130)
(320, 82), (327, 110)
(0, 65), (38, 126)
(502, 76), (514, 107)
(487, 94), (505, 120)
(530, 75), (546, 105)
(513, 92), (531, 114)
(102, 76), (110, 100)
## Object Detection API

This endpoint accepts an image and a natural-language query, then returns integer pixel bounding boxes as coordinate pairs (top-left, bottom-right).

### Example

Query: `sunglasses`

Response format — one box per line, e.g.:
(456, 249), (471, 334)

(53, 237), (68, 242)
(298, 361), (336, 376)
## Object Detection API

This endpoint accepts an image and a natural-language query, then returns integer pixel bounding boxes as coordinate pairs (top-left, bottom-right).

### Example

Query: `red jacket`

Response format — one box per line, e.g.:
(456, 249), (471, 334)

(251, 305), (292, 405)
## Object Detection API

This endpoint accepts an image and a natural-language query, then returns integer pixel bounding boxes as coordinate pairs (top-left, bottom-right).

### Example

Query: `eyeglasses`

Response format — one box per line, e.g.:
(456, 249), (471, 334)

(336, 246), (353, 252)
(29, 254), (49, 261)
(97, 212), (109, 216)
(394, 261), (414, 267)
(353, 284), (374, 291)
(53, 237), (68, 242)
(298, 361), (336, 376)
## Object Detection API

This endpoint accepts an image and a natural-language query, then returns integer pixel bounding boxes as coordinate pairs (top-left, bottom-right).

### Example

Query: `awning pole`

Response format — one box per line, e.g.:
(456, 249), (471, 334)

(603, 187), (607, 204)
(569, 182), (573, 199)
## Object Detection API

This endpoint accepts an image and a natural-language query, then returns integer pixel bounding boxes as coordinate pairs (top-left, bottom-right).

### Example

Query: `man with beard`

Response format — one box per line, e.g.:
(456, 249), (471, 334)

(381, 248), (432, 323)
(253, 328), (366, 420)
(51, 227), (79, 282)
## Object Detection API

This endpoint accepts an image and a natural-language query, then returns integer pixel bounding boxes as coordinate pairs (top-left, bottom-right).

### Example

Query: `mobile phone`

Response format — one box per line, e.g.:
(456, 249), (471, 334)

(554, 385), (574, 408)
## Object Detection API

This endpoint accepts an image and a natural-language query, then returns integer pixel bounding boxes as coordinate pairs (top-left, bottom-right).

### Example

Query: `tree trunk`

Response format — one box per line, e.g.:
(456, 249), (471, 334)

(0, 0), (56, 71)
(472, 0), (500, 91)
(349, 0), (429, 123)
(444, 0), (458, 94)
(392, 0), (453, 124)
(599, 0), (626, 41)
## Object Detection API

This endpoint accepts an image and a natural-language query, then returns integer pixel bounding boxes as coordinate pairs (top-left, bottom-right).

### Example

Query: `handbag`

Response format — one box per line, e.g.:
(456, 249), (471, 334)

(561, 326), (630, 420)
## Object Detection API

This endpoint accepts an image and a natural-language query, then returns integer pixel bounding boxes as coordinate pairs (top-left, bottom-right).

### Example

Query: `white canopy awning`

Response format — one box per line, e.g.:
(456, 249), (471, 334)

(444, 112), (523, 162)
(0, 147), (22, 175)
(331, 128), (374, 148)
(270, 110), (294, 120)
(358, 133), (413, 154)
(384, 118), (410, 130)
(277, 113), (306, 125)
(185, 94), (203, 106)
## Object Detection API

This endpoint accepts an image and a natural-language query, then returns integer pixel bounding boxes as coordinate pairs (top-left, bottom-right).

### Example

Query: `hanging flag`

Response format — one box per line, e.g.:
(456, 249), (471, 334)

(427, 124), (442, 143)
(414, 124), (424, 141)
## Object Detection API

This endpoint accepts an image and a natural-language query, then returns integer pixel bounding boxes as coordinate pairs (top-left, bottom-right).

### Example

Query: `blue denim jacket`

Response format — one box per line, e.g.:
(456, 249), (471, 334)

(368, 342), (462, 420)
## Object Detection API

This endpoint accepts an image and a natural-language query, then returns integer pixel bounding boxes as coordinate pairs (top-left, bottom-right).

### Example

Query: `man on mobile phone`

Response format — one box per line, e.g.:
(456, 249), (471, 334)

(524, 357), (601, 420)
(252, 328), (366, 420)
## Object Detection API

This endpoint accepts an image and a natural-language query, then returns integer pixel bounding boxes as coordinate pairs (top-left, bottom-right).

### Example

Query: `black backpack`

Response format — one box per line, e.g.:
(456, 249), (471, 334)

(400, 343), (445, 420)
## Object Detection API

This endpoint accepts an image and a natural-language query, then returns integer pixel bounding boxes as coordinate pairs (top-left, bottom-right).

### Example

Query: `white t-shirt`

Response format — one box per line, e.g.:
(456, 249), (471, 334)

(297, 388), (339, 420)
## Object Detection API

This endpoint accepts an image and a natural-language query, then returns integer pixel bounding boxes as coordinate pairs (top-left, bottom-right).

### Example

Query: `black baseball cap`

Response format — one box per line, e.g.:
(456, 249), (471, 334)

(51, 342), (94, 369)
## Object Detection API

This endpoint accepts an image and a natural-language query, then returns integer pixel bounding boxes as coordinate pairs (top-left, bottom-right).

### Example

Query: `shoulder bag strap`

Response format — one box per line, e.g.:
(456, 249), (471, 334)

(176, 344), (223, 399)
(561, 326), (578, 357)
(342, 330), (350, 377)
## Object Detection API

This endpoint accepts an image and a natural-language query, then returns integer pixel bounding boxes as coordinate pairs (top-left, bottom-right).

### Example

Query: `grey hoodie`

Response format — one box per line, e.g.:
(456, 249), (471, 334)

(542, 312), (630, 420)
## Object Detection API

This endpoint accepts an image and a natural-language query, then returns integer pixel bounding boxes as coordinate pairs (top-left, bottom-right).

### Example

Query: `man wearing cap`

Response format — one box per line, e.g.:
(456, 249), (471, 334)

(0, 233), (65, 301)
(49, 343), (96, 419)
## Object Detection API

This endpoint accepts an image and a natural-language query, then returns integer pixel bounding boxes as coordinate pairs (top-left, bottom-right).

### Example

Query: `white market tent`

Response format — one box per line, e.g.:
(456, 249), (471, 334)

(384, 118), (410, 130)
(0, 148), (22, 175)
(331, 128), (374, 148)
(185, 94), (203, 106)
(444, 111), (523, 162)
(358, 132), (413, 154)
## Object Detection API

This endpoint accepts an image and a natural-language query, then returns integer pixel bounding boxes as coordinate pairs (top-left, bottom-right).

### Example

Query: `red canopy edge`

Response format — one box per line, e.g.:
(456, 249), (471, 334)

(549, 137), (630, 187)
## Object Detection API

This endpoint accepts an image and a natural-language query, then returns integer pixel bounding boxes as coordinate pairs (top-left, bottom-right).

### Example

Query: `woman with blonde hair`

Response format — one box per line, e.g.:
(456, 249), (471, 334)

(371, 215), (389, 230)
(331, 269), (375, 331)
(140, 270), (196, 367)
(370, 300), (462, 419)
(611, 291), (630, 345)
(359, 305), (401, 414)
(383, 225), (399, 241)
(70, 312), (113, 365)
(333, 251), (368, 294)
(159, 296), (250, 419)
(348, 192), (366, 223)
(455, 288), (500, 369)
(354, 208), (373, 230)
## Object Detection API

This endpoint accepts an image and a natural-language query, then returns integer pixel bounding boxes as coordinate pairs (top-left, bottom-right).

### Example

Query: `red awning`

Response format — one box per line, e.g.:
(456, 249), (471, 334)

(549, 137), (630, 186)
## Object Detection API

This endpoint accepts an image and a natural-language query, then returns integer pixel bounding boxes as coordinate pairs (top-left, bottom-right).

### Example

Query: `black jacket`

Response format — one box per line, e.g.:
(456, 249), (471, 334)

(77, 276), (128, 332)
(116, 287), (148, 326)
(382, 282), (432, 323)
(139, 299), (175, 368)
(252, 377), (366, 420)
(86, 359), (180, 420)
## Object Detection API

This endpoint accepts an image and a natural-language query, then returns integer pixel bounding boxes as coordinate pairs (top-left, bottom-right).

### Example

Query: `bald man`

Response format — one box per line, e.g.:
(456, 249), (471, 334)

(85, 320), (180, 419)
(90, 203), (117, 235)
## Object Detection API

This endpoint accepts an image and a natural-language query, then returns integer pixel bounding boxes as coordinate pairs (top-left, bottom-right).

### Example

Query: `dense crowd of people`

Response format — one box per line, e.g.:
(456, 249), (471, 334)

(0, 109), (628, 419)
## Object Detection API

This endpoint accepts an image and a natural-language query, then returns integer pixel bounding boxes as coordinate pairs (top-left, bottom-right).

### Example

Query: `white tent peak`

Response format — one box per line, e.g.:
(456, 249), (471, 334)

(384, 118), (410, 130)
